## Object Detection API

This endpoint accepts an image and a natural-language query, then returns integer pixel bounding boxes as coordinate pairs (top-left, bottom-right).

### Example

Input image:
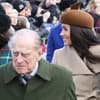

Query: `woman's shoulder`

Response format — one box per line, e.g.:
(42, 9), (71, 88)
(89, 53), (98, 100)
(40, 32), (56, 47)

(54, 46), (68, 53)
(89, 45), (100, 55)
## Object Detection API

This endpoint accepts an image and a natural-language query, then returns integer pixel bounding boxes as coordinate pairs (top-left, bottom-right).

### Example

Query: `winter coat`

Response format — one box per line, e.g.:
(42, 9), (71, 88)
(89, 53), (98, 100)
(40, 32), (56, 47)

(0, 59), (76, 100)
(46, 23), (64, 62)
(52, 45), (100, 100)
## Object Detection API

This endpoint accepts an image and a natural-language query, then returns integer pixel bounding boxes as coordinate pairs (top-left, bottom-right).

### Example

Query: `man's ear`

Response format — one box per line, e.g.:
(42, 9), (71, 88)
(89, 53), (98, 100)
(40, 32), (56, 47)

(39, 47), (43, 55)
(37, 48), (43, 61)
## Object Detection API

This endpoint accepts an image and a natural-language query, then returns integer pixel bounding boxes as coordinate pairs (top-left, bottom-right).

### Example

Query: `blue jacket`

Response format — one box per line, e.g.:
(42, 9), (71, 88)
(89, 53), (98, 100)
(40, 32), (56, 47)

(46, 23), (64, 62)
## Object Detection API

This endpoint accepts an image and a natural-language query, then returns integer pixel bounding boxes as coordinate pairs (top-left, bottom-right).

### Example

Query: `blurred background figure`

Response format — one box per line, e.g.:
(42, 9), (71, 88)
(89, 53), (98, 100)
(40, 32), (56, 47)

(1, 2), (18, 26)
(0, 4), (14, 65)
(85, 0), (100, 33)
(14, 16), (30, 30)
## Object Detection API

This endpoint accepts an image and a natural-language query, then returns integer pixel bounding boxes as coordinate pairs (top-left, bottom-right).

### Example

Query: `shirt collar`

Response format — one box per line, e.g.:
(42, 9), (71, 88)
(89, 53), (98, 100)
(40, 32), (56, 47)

(30, 62), (38, 76)
(21, 62), (38, 79)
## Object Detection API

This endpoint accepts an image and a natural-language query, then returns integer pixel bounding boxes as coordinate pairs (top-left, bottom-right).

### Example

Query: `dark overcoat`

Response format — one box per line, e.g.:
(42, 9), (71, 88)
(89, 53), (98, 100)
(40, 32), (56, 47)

(0, 59), (76, 100)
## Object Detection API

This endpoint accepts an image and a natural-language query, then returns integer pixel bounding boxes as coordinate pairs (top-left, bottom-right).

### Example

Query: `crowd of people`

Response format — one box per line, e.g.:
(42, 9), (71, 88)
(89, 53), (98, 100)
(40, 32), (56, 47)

(0, 0), (100, 100)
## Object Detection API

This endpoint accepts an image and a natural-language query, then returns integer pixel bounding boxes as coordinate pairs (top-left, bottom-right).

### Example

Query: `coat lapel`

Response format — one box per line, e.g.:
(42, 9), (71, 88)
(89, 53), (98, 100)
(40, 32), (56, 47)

(4, 62), (18, 84)
(69, 47), (93, 74)
(24, 59), (52, 100)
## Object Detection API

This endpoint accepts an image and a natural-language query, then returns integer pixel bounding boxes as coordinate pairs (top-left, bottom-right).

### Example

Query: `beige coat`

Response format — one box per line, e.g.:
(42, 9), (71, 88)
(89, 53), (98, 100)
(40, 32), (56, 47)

(52, 45), (100, 100)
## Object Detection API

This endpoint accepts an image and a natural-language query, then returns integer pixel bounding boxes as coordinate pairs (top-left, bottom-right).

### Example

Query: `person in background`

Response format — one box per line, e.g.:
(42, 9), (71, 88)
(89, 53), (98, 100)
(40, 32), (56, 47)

(85, 0), (100, 33)
(46, 0), (78, 62)
(12, 0), (31, 17)
(52, 2), (100, 100)
(0, 28), (76, 100)
(14, 16), (30, 30)
(0, 4), (13, 65)
(1, 2), (18, 26)
(46, 23), (64, 62)
(12, 0), (37, 30)
(39, 0), (60, 24)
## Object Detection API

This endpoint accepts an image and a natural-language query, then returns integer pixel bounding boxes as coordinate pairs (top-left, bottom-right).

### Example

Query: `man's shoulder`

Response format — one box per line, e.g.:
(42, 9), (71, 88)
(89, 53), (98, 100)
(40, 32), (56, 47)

(40, 59), (72, 78)
(51, 63), (72, 77)
(0, 63), (12, 76)
(41, 58), (71, 79)
(0, 64), (8, 82)
(49, 63), (73, 87)
(41, 59), (73, 85)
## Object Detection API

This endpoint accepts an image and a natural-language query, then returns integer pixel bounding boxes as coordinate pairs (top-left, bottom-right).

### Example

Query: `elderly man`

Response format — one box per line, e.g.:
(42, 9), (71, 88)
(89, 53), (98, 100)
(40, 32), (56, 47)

(0, 29), (76, 100)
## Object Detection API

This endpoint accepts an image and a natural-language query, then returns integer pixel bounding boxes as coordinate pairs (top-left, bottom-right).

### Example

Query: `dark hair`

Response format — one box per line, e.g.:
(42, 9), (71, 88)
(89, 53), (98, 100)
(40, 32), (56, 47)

(70, 26), (100, 63)
(57, 0), (77, 11)
(0, 4), (6, 14)
(0, 13), (11, 33)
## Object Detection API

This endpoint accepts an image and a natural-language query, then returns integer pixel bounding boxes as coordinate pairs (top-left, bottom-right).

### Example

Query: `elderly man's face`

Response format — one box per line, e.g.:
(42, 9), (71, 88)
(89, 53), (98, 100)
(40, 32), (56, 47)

(11, 37), (41, 74)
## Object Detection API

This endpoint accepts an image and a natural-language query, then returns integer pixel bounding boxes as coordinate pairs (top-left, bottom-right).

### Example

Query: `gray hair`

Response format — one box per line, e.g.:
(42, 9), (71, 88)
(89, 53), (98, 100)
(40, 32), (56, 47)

(7, 26), (15, 37)
(8, 28), (41, 50)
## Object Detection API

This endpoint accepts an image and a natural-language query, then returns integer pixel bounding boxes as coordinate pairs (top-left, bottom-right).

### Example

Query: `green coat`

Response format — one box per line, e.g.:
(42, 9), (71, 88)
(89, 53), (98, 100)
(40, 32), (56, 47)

(0, 59), (76, 100)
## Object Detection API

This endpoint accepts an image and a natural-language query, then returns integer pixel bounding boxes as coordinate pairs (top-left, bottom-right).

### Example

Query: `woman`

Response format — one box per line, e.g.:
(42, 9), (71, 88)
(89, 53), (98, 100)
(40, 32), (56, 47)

(52, 2), (100, 100)
(85, 0), (100, 33)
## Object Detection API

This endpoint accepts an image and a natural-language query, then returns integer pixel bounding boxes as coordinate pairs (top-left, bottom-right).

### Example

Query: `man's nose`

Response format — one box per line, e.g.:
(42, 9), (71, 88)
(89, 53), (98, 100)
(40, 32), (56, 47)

(16, 54), (24, 63)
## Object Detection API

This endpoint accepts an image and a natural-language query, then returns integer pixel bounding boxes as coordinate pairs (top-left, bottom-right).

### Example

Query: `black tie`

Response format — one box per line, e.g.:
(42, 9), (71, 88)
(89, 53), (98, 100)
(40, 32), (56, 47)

(19, 75), (30, 85)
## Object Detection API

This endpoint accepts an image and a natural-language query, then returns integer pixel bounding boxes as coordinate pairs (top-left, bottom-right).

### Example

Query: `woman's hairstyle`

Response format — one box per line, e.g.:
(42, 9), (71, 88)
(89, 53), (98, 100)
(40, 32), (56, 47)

(70, 26), (100, 63)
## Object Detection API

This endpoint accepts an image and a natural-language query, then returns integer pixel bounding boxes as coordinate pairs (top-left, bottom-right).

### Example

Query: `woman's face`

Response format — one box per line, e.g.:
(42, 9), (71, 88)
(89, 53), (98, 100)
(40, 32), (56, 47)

(95, 0), (100, 14)
(60, 24), (72, 46)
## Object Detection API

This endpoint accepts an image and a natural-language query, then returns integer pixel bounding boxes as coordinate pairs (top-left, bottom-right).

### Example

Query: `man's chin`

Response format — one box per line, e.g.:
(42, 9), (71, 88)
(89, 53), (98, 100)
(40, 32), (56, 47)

(16, 69), (27, 74)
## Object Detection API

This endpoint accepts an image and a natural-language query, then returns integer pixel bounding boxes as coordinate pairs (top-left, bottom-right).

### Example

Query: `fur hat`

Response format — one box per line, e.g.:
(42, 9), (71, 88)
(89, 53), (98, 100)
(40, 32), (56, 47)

(13, 0), (26, 12)
(61, 2), (94, 29)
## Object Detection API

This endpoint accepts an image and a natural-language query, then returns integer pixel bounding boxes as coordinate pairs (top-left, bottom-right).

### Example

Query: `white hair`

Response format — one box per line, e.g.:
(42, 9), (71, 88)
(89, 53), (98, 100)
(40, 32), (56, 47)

(8, 29), (41, 50)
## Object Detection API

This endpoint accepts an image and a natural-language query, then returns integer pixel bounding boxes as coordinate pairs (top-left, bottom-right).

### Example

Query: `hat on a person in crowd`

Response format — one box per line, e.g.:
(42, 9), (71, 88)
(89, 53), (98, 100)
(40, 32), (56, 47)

(61, 2), (94, 29)
(12, 0), (26, 12)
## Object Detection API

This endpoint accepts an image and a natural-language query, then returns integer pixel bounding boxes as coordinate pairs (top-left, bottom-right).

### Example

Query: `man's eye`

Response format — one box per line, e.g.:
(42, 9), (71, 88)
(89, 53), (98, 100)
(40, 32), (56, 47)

(13, 52), (19, 56)
(21, 53), (30, 58)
